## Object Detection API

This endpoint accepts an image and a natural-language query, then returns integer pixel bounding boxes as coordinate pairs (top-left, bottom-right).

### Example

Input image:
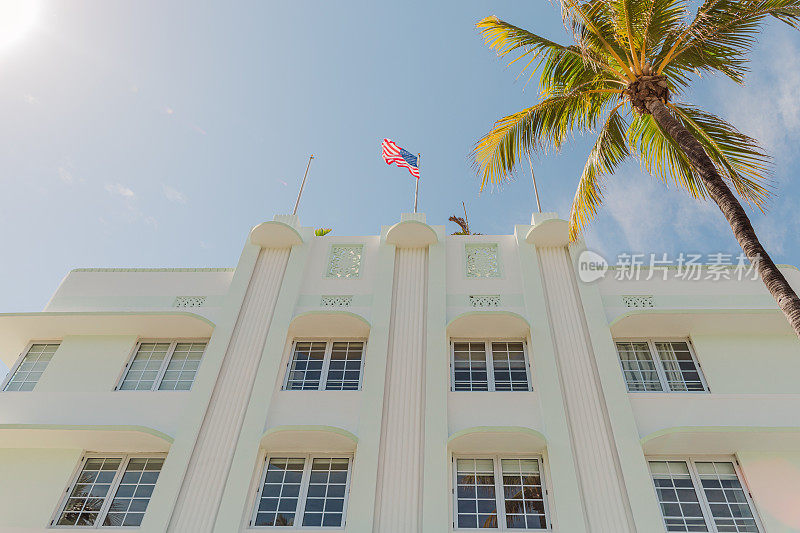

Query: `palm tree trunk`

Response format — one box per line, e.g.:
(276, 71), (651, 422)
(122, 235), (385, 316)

(645, 98), (800, 339)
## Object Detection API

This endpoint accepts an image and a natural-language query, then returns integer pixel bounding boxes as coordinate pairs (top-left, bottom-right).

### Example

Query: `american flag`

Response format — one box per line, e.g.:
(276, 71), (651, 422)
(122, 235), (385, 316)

(382, 138), (420, 178)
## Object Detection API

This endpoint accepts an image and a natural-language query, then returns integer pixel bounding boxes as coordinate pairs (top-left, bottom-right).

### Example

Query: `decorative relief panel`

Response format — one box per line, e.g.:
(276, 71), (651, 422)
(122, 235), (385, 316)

(173, 296), (206, 308)
(622, 295), (655, 308)
(469, 295), (502, 308)
(465, 243), (501, 279)
(326, 245), (363, 279)
(320, 295), (353, 307)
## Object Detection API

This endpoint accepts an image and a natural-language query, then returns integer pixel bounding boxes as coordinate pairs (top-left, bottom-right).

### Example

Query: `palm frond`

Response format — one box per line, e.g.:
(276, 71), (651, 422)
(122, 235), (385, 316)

(560, 0), (638, 79)
(669, 104), (772, 209)
(628, 112), (708, 198)
(472, 88), (620, 190)
(477, 16), (622, 90)
(636, 0), (687, 61)
(657, 0), (800, 81)
(569, 103), (631, 239)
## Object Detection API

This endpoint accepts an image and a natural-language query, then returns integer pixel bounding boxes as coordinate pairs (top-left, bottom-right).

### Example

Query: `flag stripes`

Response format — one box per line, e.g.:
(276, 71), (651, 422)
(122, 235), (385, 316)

(382, 138), (420, 178)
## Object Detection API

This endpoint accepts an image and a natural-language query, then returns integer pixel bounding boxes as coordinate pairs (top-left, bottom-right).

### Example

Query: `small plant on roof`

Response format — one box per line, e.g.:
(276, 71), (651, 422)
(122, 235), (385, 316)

(315, 228), (332, 237)
(449, 201), (481, 235)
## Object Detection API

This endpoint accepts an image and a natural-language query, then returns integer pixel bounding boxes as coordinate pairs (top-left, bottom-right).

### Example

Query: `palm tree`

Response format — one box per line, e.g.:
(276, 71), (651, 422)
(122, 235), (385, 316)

(472, 0), (800, 338)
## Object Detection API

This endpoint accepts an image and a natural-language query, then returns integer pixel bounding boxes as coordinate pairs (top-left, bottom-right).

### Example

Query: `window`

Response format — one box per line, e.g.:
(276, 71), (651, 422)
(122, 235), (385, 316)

(283, 340), (365, 391)
(54, 455), (164, 528)
(117, 340), (207, 391)
(3, 342), (59, 391)
(616, 340), (706, 392)
(251, 455), (351, 528)
(451, 341), (531, 392)
(454, 456), (548, 530)
(648, 459), (762, 532)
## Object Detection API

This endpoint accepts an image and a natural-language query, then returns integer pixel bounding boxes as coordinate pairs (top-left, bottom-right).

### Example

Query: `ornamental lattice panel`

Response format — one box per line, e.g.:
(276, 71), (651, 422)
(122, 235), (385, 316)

(173, 296), (206, 308)
(465, 244), (501, 278)
(326, 245), (364, 279)
(469, 295), (502, 308)
(320, 295), (353, 307)
(622, 295), (655, 308)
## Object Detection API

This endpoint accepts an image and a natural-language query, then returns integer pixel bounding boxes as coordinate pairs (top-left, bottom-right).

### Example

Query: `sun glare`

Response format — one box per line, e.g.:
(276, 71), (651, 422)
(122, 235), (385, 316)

(0, 1), (41, 52)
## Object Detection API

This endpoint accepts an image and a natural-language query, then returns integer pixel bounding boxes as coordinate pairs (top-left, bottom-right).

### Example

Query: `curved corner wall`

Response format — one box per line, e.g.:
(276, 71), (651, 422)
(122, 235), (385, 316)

(168, 247), (290, 532)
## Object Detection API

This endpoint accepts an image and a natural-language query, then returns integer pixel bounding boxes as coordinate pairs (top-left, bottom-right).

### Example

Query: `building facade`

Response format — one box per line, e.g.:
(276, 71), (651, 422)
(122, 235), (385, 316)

(0, 212), (798, 533)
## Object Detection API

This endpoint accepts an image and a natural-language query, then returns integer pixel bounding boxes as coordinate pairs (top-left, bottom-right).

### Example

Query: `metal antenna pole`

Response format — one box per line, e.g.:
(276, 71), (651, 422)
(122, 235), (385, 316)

(292, 154), (314, 216)
(414, 153), (421, 213)
(526, 151), (542, 213)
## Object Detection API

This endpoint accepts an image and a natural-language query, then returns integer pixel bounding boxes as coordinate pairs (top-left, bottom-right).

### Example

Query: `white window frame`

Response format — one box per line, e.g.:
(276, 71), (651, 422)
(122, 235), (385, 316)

(282, 338), (367, 391)
(647, 455), (765, 533)
(451, 454), (551, 531)
(615, 338), (708, 393)
(450, 339), (533, 392)
(115, 339), (209, 391)
(51, 453), (166, 529)
(1, 340), (60, 392)
(249, 452), (354, 529)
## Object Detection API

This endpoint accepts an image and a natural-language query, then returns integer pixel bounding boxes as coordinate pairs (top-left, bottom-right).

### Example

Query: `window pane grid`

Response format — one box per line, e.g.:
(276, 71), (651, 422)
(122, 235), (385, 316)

(55, 455), (164, 528)
(158, 342), (206, 391)
(616, 340), (706, 393)
(491, 342), (530, 392)
(655, 342), (705, 392)
(4, 343), (58, 391)
(455, 457), (547, 530)
(119, 343), (170, 390)
(302, 458), (348, 527)
(616, 342), (663, 392)
(452, 341), (531, 392)
(253, 456), (351, 529)
(284, 340), (365, 391)
(119, 340), (207, 391)
(456, 458), (497, 529)
(500, 459), (546, 529)
(453, 342), (489, 391)
(103, 458), (164, 527)
(649, 460), (708, 532)
(696, 462), (758, 533)
(649, 460), (761, 533)
(325, 342), (363, 391)
(57, 457), (122, 527)
(255, 458), (306, 527)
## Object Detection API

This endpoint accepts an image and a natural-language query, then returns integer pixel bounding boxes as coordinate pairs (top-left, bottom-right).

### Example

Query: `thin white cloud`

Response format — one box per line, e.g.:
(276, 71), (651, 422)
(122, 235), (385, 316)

(57, 167), (73, 184)
(603, 174), (670, 252)
(105, 183), (135, 198)
(162, 184), (187, 204)
(722, 33), (800, 173)
(591, 170), (735, 259)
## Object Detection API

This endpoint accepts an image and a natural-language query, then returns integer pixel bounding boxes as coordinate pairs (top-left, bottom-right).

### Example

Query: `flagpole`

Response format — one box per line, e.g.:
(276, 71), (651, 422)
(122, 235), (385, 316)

(292, 154), (314, 216)
(414, 153), (421, 213)
(526, 151), (542, 213)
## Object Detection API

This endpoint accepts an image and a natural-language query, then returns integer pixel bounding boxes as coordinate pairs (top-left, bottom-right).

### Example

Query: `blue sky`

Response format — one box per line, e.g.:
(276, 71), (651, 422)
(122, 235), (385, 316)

(2, 0), (800, 319)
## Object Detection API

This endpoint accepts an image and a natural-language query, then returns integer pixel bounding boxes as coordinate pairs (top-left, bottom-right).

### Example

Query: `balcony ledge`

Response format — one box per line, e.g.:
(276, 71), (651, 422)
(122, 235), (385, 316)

(0, 424), (172, 452)
(0, 311), (214, 366)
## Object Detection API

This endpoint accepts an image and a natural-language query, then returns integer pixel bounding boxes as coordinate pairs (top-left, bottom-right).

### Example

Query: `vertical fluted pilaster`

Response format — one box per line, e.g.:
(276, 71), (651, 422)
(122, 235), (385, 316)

(373, 247), (428, 533)
(537, 246), (635, 532)
(168, 247), (290, 532)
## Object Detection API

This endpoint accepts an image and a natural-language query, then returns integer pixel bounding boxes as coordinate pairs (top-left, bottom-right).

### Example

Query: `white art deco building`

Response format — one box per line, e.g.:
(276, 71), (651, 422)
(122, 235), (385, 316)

(0, 211), (798, 533)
